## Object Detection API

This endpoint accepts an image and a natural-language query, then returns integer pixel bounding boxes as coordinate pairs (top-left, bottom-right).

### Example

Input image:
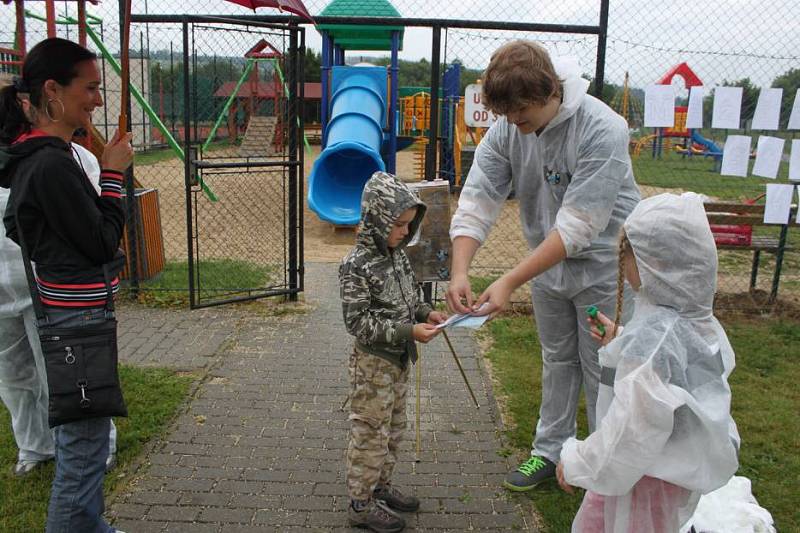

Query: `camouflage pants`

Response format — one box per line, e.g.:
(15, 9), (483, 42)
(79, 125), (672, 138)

(346, 347), (409, 501)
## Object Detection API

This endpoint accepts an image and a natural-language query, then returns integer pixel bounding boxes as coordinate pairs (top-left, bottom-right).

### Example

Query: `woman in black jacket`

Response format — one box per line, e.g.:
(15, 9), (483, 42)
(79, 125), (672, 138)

(0, 38), (132, 533)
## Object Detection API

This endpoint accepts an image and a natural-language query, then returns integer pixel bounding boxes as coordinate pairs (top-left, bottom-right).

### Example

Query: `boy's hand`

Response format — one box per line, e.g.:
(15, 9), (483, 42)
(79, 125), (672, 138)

(587, 310), (617, 347)
(556, 463), (575, 495)
(413, 323), (440, 343)
(427, 310), (448, 325)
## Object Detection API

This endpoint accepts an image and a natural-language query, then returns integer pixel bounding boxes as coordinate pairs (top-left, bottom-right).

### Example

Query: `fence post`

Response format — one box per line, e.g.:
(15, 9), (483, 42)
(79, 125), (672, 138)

(594, 0), (610, 98)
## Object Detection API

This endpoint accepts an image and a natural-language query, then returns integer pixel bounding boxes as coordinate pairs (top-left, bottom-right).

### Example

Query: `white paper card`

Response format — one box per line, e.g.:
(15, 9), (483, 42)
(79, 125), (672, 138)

(644, 85), (675, 127)
(686, 86), (705, 129)
(789, 89), (800, 129)
(720, 135), (751, 177)
(764, 184), (794, 224)
(790, 140), (800, 181)
(752, 136), (785, 179)
(435, 303), (491, 330)
(751, 88), (782, 130)
(712, 86), (743, 129)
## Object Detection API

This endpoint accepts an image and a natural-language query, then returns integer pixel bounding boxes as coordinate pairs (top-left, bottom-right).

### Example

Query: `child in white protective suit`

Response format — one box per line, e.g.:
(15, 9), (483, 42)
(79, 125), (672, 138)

(556, 192), (740, 532)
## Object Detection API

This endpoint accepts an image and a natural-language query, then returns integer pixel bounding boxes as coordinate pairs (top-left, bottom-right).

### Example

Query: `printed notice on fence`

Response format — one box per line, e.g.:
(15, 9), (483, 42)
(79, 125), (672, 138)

(686, 86), (705, 129)
(720, 135), (751, 177)
(764, 184), (794, 224)
(752, 136), (785, 179)
(712, 87), (743, 130)
(644, 85), (675, 128)
(751, 88), (782, 130)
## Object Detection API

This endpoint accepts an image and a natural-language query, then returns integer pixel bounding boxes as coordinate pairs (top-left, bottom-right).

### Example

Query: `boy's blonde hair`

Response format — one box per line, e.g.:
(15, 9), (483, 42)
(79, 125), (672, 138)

(482, 40), (563, 115)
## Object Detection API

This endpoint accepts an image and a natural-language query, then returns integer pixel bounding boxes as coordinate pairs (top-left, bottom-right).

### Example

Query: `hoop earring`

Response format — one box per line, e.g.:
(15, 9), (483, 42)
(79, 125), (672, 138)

(45, 98), (65, 123)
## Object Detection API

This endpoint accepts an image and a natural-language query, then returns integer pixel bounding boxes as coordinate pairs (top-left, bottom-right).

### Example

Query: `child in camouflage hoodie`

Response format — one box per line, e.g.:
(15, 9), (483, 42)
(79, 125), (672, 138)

(339, 171), (446, 532)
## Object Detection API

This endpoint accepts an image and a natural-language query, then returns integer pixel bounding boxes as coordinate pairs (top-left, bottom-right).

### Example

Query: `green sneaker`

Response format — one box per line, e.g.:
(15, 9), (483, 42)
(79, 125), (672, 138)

(502, 456), (556, 492)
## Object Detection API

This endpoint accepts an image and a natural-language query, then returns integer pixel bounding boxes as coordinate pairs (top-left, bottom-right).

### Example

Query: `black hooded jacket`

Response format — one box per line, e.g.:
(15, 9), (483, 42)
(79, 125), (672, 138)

(0, 133), (126, 308)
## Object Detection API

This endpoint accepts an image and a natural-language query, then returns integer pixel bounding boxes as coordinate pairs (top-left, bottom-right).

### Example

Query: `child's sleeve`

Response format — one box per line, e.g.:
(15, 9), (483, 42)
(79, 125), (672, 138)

(559, 362), (683, 495)
(555, 119), (631, 257)
(413, 284), (433, 324)
(340, 260), (414, 345)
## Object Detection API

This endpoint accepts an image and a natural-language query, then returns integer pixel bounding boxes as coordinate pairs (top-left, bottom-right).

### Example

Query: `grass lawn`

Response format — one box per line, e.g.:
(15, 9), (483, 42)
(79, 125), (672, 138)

(0, 366), (194, 533)
(132, 259), (275, 307)
(481, 314), (799, 532)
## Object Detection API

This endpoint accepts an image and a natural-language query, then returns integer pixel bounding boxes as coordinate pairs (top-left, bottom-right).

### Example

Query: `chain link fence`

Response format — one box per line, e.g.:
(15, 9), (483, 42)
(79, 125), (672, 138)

(2, 1), (797, 310)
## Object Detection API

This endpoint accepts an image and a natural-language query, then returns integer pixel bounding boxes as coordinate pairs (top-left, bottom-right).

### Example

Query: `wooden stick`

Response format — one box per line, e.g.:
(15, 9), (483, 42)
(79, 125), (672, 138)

(119, 0), (133, 135)
(441, 329), (480, 409)
(415, 343), (421, 462)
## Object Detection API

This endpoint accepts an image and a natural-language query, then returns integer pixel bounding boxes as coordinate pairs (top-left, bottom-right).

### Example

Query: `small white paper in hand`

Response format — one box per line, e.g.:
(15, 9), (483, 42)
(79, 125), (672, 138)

(436, 303), (491, 330)
(720, 135), (751, 177)
(712, 86), (743, 129)
(685, 86), (704, 129)
(752, 136), (785, 179)
(644, 85), (675, 128)
(751, 88), (782, 130)
(764, 184), (794, 225)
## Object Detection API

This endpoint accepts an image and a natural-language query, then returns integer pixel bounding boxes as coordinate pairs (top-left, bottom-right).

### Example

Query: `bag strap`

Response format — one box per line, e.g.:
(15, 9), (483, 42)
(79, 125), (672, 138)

(13, 209), (116, 324)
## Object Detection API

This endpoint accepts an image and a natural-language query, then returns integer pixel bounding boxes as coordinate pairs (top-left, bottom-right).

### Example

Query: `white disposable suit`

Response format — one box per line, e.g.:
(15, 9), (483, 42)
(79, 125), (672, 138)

(560, 192), (740, 532)
(450, 57), (641, 461)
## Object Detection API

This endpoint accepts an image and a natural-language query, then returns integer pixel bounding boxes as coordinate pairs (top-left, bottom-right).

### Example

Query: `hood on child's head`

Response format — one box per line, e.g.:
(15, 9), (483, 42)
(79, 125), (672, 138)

(357, 171), (426, 256)
(623, 192), (717, 317)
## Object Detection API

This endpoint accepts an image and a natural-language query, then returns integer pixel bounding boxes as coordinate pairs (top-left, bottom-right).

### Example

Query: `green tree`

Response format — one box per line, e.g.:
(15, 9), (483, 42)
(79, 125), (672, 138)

(771, 68), (800, 127)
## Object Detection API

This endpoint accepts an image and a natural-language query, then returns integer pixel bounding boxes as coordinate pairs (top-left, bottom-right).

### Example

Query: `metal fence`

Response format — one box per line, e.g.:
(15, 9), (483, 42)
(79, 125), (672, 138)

(2, 1), (797, 310)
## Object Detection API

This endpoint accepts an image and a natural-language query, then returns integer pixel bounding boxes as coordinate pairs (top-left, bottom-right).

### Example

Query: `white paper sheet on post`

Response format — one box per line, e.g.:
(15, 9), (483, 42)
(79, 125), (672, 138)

(712, 86), (743, 129)
(751, 88), (782, 130)
(790, 140), (800, 181)
(686, 86), (705, 129)
(644, 85), (675, 128)
(764, 184), (794, 224)
(752, 136), (785, 179)
(720, 135), (751, 177)
(789, 89), (800, 129)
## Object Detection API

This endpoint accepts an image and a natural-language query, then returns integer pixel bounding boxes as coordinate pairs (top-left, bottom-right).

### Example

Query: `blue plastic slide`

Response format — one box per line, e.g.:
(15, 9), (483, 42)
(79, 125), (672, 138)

(690, 130), (723, 160)
(308, 66), (388, 225)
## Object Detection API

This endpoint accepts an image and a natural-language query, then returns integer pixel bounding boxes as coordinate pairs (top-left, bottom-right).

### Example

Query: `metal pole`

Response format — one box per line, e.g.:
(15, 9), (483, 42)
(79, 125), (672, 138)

(77, 0), (87, 46)
(119, 0), (139, 296)
(320, 31), (331, 148)
(170, 42), (176, 135)
(183, 19), (196, 308)
(288, 26), (299, 301)
(769, 217), (791, 304)
(426, 25), (441, 182)
(388, 30), (399, 174)
(45, 0), (57, 37)
(593, 0), (610, 98)
(298, 28), (305, 293)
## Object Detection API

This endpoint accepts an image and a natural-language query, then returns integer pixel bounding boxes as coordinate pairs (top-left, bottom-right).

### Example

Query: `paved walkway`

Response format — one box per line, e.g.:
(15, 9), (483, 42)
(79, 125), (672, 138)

(110, 263), (535, 532)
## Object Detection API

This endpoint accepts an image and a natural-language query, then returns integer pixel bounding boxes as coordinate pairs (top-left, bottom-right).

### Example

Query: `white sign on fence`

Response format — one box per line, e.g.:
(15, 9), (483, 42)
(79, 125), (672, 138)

(464, 84), (498, 128)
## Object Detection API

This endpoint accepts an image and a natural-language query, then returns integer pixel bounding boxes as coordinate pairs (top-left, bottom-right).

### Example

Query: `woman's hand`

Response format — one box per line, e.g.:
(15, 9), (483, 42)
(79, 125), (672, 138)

(427, 310), (448, 325)
(556, 462), (575, 495)
(101, 128), (133, 173)
(587, 310), (618, 347)
(445, 275), (473, 314)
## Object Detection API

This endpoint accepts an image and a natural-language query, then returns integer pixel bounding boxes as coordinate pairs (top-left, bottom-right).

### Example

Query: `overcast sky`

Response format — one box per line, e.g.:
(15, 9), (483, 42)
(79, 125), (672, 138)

(2, 0), (797, 90)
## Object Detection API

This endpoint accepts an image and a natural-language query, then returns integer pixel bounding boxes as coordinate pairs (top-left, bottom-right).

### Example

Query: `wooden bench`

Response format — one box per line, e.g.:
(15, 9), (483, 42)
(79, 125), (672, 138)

(705, 202), (798, 302)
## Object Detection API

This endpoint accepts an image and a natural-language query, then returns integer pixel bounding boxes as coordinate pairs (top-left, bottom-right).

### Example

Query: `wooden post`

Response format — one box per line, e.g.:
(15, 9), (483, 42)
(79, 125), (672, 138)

(15, 0), (26, 58)
(77, 0), (87, 47)
(45, 0), (56, 38)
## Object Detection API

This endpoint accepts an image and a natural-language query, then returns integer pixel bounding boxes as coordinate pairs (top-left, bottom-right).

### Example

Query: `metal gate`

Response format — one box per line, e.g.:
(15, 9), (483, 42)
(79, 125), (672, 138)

(131, 16), (305, 308)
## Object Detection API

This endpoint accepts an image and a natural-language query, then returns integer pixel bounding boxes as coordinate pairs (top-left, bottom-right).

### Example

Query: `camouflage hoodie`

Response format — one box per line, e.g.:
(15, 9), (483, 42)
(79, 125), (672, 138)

(339, 171), (432, 368)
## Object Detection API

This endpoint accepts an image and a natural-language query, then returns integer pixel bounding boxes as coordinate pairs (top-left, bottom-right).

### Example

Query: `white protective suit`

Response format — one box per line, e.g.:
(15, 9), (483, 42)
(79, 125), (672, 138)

(0, 142), (115, 463)
(560, 192), (740, 532)
(450, 57), (641, 461)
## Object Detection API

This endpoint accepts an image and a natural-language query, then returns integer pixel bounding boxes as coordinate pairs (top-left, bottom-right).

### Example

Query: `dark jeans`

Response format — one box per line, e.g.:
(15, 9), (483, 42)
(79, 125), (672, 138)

(44, 307), (116, 533)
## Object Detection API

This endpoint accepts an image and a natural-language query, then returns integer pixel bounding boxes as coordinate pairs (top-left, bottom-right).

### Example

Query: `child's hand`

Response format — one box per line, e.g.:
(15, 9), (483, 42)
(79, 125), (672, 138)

(587, 310), (617, 347)
(427, 310), (448, 325)
(413, 323), (440, 343)
(556, 462), (575, 495)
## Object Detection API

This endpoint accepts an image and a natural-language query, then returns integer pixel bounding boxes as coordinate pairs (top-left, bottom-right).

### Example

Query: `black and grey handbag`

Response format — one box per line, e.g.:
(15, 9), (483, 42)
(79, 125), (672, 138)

(15, 214), (127, 428)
